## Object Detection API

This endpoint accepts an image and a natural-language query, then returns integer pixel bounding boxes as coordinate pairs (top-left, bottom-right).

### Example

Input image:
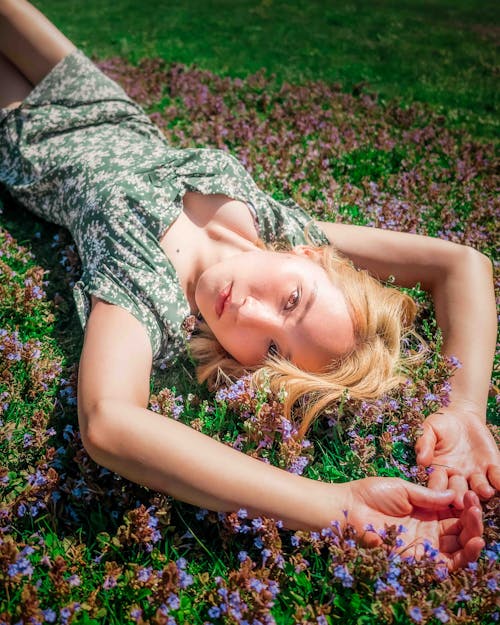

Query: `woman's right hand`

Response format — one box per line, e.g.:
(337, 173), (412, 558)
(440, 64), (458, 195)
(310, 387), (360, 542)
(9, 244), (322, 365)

(340, 477), (484, 571)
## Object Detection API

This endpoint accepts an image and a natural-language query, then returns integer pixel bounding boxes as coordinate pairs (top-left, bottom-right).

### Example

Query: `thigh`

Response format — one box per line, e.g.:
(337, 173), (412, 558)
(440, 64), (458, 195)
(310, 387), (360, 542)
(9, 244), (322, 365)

(0, 53), (32, 109)
(0, 0), (76, 86)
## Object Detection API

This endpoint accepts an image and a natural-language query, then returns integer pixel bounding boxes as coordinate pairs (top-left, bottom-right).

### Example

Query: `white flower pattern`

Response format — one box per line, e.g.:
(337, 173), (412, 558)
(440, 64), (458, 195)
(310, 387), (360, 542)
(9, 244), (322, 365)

(0, 50), (328, 369)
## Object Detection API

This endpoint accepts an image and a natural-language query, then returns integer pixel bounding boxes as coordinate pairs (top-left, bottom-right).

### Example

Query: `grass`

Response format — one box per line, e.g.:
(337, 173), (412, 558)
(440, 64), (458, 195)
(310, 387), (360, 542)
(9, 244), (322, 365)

(0, 1), (499, 623)
(33, 0), (499, 139)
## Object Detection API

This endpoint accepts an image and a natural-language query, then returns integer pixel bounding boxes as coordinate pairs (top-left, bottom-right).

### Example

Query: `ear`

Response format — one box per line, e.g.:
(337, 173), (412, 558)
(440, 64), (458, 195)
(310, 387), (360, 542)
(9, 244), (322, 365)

(292, 245), (322, 263)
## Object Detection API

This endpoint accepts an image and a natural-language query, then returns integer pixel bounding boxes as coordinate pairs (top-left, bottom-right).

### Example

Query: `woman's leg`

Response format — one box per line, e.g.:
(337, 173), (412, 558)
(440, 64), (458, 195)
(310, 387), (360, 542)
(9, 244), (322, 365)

(0, 0), (76, 86)
(0, 52), (32, 108)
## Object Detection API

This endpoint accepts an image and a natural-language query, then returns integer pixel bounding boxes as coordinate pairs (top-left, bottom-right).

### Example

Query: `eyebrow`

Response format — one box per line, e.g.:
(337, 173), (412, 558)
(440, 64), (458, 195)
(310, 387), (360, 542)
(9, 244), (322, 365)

(285, 281), (318, 360)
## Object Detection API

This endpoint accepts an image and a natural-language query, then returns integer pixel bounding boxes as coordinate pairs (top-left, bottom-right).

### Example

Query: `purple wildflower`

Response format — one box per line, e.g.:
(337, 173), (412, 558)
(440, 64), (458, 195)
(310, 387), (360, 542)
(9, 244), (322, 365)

(42, 609), (57, 623)
(137, 567), (152, 582)
(433, 606), (450, 623)
(333, 564), (354, 588)
(456, 589), (471, 602)
(103, 575), (117, 589)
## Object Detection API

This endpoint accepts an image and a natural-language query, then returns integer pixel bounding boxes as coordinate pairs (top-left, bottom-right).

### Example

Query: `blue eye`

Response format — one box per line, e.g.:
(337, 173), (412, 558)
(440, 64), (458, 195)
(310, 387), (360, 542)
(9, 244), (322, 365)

(284, 288), (300, 311)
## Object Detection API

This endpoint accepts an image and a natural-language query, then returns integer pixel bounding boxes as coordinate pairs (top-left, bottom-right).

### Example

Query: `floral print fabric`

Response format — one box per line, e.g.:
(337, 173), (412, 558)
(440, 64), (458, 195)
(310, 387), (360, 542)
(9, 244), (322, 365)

(0, 50), (328, 368)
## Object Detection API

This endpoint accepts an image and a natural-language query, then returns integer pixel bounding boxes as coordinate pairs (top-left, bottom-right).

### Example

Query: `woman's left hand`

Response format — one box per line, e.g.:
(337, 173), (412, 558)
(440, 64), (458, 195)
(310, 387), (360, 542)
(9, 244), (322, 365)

(415, 404), (500, 507)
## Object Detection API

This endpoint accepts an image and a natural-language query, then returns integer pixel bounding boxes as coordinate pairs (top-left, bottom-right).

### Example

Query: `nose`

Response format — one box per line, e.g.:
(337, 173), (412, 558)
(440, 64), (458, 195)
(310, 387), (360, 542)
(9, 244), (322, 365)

(237, 295), (278, 331)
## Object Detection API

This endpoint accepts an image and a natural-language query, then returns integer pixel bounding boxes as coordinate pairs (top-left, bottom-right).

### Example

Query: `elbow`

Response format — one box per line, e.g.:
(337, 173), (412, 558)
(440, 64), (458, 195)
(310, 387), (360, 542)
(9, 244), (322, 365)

(78, 399), (116, 465)
(459, 244), (493, 277)
(428, 243), (493, 295)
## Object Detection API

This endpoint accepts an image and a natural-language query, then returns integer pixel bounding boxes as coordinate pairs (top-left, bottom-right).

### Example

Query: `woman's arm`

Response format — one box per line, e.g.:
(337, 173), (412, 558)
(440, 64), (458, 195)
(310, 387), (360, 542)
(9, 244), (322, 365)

(316, 221), (500, 499)
(315, 221), (496, 410)
(78, 298), (341, 531)
(77, 300), (484, 569)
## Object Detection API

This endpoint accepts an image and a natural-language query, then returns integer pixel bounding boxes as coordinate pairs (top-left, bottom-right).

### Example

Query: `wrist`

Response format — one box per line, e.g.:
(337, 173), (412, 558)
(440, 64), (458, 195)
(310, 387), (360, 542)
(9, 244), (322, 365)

(444, 397), (487, 422)
(313, 480), (353, 532)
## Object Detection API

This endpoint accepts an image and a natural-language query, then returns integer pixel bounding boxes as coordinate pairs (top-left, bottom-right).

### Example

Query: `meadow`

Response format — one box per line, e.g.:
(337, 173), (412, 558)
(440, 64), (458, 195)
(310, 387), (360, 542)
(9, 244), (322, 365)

(0, 1), (498, 623)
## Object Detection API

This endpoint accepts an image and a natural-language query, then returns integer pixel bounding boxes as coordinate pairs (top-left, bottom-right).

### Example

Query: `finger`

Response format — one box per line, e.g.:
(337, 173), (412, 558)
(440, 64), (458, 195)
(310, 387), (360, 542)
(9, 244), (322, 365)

(448, 475), (469, 510)
(469, 472), (495, 500)
(415, 423), (437, 466)
(406, 483), (455, 510)
(440, 535), (460, 553)
(448, 536), (485, 571)
(439, 517), (462, 534)
(427, 466), (449, 491)
(487, 464), (500, 492)
(463, 490), (481, 509)
(459, 495), (483, 546)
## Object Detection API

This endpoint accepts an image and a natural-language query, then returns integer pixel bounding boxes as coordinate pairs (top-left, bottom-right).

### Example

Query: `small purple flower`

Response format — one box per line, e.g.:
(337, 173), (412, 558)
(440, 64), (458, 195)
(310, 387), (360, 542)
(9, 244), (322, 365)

(409, 606), (423, 622)
(456, 589), (471, 602)
(249, 577), (265, 592)
(216, 587), (228, 600)
(137, 567), (152, 582)
(179, 569), (194, 588)
(261, 548), (272, 564)
(333, 564), (354, 588)
(433, 606), (449, 623)
(42, 608), (57, 623)
(196, 508), (209, 520)
(166, 593), (180, 610)
(238, 551), (248, 563)
(423, 539), (439, 560)
(8, 556), (33, 578)
(237, 508), (248, 519)
(487, 577), (498, 592)
(103, 575), (117, 589)
(434, 565), (448, 581)
(374, 578), (388, 593)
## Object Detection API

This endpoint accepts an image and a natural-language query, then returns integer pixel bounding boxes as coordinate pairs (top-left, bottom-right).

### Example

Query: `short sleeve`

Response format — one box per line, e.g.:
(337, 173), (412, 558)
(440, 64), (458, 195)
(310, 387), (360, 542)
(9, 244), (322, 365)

(73, 265), (164, 361)
(253, 193), (330, 248)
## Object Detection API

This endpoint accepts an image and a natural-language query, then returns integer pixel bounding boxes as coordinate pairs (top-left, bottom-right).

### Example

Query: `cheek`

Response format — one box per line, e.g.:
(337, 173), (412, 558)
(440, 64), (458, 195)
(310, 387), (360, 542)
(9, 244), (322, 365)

(214, 327), (264, 367)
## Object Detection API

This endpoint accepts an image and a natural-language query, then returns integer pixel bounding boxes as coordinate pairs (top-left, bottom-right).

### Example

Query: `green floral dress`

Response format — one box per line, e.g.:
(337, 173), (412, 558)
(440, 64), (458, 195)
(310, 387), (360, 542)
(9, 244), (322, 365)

(0, 50), (328, 369)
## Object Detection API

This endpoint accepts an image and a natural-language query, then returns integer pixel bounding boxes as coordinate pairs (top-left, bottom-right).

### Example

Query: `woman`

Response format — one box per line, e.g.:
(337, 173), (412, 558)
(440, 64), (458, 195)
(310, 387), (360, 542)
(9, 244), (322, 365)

(1, 0), (497, 570)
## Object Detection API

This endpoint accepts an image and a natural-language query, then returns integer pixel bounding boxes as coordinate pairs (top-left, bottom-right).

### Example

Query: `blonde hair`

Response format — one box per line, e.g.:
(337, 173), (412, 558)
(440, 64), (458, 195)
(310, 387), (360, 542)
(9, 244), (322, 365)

(189, 244), (422, 439)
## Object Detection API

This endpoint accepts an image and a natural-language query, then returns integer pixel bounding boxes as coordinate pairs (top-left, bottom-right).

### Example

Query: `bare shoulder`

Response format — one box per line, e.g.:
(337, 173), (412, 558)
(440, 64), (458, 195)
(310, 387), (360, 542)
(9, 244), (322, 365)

(77, 297), (153, 420)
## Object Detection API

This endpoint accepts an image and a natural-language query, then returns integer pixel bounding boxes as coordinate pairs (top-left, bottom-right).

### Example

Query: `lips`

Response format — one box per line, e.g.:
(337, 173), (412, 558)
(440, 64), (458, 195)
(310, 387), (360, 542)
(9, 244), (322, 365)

(215, 282), (233, 318)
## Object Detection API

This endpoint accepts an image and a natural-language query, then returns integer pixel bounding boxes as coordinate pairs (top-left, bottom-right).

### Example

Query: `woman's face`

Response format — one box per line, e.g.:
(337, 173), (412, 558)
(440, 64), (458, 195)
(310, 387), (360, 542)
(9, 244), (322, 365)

(194, 249), (355, 372)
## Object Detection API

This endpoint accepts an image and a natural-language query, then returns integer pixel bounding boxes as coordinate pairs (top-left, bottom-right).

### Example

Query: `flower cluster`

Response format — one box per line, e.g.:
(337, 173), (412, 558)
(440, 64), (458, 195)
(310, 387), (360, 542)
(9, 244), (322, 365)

(0, 54), (497, 624)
